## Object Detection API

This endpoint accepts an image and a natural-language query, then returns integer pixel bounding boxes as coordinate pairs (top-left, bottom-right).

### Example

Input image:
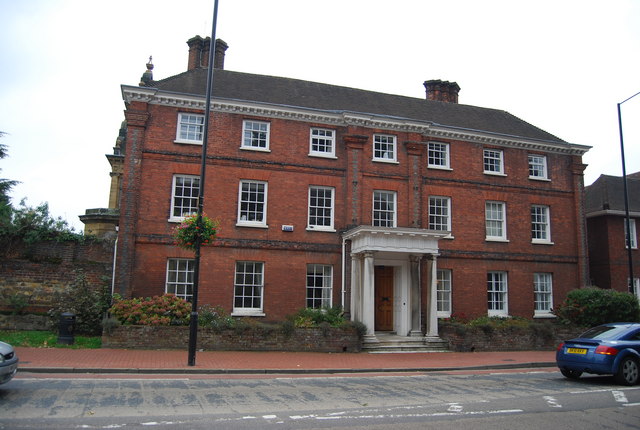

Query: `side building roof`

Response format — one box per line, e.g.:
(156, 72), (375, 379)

(585, 174), (640, 216)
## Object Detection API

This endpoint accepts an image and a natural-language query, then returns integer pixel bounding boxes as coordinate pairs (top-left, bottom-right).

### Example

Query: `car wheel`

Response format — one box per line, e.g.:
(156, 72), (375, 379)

(560, 368), (582, 379)
(614, 357), (639, 386)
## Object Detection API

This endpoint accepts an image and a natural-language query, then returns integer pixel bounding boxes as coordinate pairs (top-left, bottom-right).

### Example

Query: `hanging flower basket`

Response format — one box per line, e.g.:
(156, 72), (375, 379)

(173, 213), (219, 251)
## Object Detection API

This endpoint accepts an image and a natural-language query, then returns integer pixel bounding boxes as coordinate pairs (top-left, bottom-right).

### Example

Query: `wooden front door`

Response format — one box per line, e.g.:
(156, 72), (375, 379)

(375, 266), (394, 331)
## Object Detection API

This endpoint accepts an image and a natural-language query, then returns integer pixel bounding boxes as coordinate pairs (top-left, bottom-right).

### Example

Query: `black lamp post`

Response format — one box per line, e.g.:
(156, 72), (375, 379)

(188, 0), (220, 366)
(617, 90), (640, 295)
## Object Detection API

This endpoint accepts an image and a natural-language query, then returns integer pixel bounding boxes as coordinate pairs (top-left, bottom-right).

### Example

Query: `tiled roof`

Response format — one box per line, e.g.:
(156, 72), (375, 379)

(150, 68), (567, 144)
(585, 174), (640, 215)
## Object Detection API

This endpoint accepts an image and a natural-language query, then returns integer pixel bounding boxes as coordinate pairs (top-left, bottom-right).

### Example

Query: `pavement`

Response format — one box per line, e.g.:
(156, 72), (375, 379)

(14, 347), (558, 376)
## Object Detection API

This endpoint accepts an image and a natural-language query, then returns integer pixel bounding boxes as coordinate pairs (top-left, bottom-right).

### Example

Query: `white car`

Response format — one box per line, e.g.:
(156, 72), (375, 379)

(0, 341), (18, 385)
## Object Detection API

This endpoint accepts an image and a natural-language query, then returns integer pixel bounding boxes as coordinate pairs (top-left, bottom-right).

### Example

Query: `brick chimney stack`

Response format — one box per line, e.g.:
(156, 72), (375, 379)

(424, 80), (461, 103)
(187, 36), (228, 70)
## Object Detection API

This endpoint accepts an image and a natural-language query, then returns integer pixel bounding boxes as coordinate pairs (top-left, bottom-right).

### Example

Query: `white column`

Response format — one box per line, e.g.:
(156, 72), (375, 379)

(409, 255), (422, 337)
(362, 252), (377, 341)
(350, 253), (362, 322)
(425, 254), (439, 339)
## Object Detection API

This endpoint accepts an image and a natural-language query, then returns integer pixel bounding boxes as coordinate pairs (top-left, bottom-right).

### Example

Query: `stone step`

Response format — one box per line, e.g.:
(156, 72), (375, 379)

(362, 335), (450, 353)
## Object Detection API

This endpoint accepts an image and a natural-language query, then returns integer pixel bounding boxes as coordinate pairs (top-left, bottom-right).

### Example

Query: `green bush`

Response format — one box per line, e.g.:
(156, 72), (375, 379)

(48, 271), (112, 335)
(198, 304), (236, 332)
(109, 294), (191, 326)
(553, 288), (640, 327)
(288, 306), (346, 327)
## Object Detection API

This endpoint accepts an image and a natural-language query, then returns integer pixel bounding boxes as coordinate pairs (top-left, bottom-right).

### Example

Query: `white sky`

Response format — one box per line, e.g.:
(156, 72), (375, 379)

(1, 0), (639, 231)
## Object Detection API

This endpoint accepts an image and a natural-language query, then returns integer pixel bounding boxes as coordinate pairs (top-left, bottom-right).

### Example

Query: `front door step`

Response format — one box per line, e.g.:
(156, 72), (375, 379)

(362, 333), (449, 353)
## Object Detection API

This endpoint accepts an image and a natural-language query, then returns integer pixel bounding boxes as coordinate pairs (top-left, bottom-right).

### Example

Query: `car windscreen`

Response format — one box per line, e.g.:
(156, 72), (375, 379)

(580, 325), (631, 340)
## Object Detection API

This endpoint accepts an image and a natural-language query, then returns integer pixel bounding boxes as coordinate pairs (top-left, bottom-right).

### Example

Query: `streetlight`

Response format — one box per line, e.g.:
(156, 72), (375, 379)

(188, 0), (220, 366)
(617, 90), (640, 295)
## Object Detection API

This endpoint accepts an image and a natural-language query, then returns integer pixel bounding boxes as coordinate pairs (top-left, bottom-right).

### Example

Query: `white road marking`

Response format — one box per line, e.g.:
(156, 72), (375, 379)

(543, 396), (562, 408)
(448, 403), (463, 412)
(612, 390), (628, 403)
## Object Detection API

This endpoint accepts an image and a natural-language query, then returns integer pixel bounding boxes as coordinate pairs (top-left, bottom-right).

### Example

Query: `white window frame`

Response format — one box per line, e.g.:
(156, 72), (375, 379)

(166, 258), (194, 301)
(428, 142), (451, 169)
(373, 134), (397, 163)
(625, 218), (637, 249)
(309, 128), (336, 158)
(485, 201), (507, 241)
(372, 190), (397, 228)
(237, 180), (268, 228)
(307, 186), (335, 231)
(531, 205), (552, 244)
(436, 269), (452, 318)
(306, 264), (333, 309)
(169, 174), (200, 222)
(483, 148), (505, 175)
(528, 154), (549, 180)
(487, 271), (508, 316)
(242, 120), (270, 151)
(232, 261), (265, 316)
(175, 113), (204, 144)
(533, 273), (554, 317)
(429, 196), (452, 232)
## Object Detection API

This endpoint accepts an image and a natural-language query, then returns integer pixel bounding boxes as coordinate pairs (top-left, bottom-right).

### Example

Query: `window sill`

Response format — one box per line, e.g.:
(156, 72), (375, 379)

(532, 240), (554, 245)
(372, 158), (399, 164)
(485, 238), (509, 243)
(168, 217), (186, 223)
(309, 153), (338, 159)
(231, 311), (265, 317)
(483, 171), (507, 177)
(174, 139), (203, 145)
(487, 312), (509, 318)
(236, 222), (268, 229)
(240, 146), (271, 153)
(427, 165), (452, 171)
(529, 176), (551, 182)
(306, 227), (336, 233)
(533, 313), (556, 319)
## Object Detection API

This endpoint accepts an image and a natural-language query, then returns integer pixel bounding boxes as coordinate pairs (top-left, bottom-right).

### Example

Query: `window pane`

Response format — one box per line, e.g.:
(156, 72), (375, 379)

(306, 264), (332, 309)
(374, 135), (396, 160)
(234, 261), (264, 310)
(373, 191), (396, 227)
(172, 176), (200, 218)
(429, 196), (450, 231)
(166, 258), (194, 301)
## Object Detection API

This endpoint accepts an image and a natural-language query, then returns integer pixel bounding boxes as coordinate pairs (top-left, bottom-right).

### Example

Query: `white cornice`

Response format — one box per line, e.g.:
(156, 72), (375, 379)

(121, 85), (590, 156)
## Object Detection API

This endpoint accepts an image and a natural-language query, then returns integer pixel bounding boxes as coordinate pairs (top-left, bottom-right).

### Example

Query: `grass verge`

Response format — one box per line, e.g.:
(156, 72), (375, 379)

(0, 330), (101, 349)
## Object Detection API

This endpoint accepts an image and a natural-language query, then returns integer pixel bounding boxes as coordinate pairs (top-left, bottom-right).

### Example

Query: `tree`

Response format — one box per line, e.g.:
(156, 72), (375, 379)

(0, 132), (19, 229)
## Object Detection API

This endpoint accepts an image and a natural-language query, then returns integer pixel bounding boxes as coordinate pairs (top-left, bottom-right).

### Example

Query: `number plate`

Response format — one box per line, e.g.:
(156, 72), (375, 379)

(567, 347), (587, 354)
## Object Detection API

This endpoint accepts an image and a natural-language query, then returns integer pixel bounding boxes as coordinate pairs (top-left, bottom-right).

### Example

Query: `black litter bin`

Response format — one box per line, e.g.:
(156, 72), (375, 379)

(57, 312), (76, 345)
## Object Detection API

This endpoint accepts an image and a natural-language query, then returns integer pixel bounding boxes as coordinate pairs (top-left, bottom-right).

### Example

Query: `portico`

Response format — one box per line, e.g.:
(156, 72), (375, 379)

(343, 226), (448, 343)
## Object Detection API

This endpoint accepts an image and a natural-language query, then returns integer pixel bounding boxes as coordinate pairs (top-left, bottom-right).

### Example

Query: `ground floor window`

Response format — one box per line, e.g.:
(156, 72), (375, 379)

(233, 261), (264, 314)
(306, 264), (332, 308)
(487, 271), (508, 316)
(165, 258), (194, 301)
(436, 269), (452, 317)
(533, 273), (553, 316)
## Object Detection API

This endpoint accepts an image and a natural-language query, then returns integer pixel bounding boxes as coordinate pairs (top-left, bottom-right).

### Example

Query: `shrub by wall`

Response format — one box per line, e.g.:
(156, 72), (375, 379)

(102, 325), (362, 352)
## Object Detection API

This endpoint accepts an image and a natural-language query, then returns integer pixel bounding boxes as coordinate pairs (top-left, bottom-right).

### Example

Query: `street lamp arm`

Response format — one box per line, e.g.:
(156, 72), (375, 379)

(620, 91), (640, 106)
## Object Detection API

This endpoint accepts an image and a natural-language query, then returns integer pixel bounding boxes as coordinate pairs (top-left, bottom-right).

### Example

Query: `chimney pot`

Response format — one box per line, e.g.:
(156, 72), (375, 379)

(186, 36), (228, 71)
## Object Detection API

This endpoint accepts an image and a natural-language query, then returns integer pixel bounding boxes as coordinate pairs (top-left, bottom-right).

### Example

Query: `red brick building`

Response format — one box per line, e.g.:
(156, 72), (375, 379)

(585, 172), (640, 295)
(106, 36), (590, 343)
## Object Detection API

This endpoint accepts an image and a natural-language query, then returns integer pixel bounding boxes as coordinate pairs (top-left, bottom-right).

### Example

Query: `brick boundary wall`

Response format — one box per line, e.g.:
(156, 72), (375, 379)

(439, 323), (585, 352)
(102, 325), (362, 353)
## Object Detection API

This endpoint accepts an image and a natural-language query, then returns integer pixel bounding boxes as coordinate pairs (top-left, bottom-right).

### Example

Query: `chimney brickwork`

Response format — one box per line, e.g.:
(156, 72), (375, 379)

(187, 36), (228, 71)
(424, 80), (461, 103)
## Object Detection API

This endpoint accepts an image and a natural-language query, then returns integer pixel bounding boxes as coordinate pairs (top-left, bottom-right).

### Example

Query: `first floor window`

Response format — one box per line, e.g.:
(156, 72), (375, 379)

(534, 273), (553, 315)
(234, 261), (264, 313)
(238, 180), (267, 226)
(373, 134), (397, 162)
(485, 201), (506, 240)
(242, 120), (269, 150)
(528, 154), (548, 179)
(428, 142), (450, 169)
(625, 218), (637, 249)
(373, 190), (396, 227)
(531, 205), (551, 243)
(176, 113), (204, 143)
(170, 175), (200, 221)
(483, 149), (504, 174)
(166, 258), (194, 301)
(308, 186), (334, 230)
(436, 269), (452, 317)
(310, 128), (335, 157)
(429, 196), (451, 231)
(307, 264), (332, 309)
(487, 271), (508, 316)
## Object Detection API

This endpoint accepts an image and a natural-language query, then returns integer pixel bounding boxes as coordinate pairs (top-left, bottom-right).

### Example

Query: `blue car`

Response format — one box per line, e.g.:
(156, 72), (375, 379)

(556, 322), (640, 386)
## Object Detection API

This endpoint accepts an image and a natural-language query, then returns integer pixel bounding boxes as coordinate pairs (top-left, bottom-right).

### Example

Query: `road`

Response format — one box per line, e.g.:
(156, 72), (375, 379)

(1, 369), (639, 429)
